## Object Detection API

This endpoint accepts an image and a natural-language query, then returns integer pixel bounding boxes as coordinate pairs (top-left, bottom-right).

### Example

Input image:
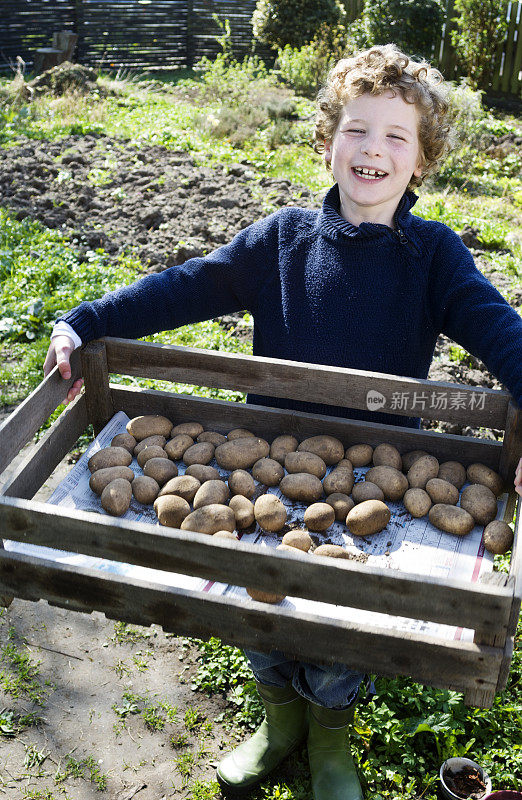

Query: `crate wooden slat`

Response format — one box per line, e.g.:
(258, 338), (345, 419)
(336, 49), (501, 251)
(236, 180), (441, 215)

(0, 337), (519, 709)
(110, 384), (504, 470)
(0, 495), (513, 635)
(0, 394), (88, 500)
(0, 548), (502, 697)
(104, 338), (510, 429)
(0, 349), (82, 479)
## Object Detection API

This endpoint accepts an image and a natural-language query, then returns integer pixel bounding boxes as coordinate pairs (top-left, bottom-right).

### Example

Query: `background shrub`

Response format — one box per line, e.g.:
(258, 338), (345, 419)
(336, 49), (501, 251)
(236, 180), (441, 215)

(451, 0), (509, 90)
(277, 23), (355, 97)
(348, 0), (445, 62)
(252, 0), (345, 50)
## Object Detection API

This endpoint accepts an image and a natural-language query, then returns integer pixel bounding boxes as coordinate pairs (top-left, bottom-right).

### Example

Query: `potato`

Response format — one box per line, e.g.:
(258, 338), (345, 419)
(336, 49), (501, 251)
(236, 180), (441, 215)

(111, 432), (137, 453)
(280, 473), (323, 503)
(401, 450), (429, 473)
(483, 520), (514, 554)
(165, 434), (194, 461)
(213, 530), (238, 540)
(407, 455), (439, 489)
(460, 484), (498, 526)
(254, 494), (287, 532)
(304, 503), (335, 532)
(252, 458), (285, 487)
(132, 476), (160, 505)
(158, 474), (201, 502)
(428, 504), (474, 536)
(270, 435), (298, 465)
(197, 431), (227, 446)
(297, 435), (344, 466)
(143, 457), (178, 486)
(467, 463), (504, 497)
(137, 446), (168, 469)
(154, 495), (191, 528)
(215, 437), (270, 471)
(127, 415), (173, 441)
(185, 464), (222, 483)
(345, 443), (373, 467)
(285, 451), (327, 480)
(403, 488), (432, 518)
(88, 446), (132, 473)
(89, 466), (134, 495)
(228, 469), (256, 498)
(313, 544), (352, 559)
(346, 500), (391, 537)
(373, 443), (402, 471)
(193, 479), (230, 509)
(276, 543), (304, 554)
(171, 421), (204, 438)
(229, 495), (255, 529)
(181, 504), (235, 535)
(282, 529), (313, 552)
(437, 461), (466, 490)
(425, 478), (459, 506)
(365, 466), (408, 501)
(352, 481), (384, 504)
(228, 428), (255, 440)
(183, 441), (215, 466)
(246, 587), (285, 604)
(325, 492), (354, 521)
(322, 466), (354, 496)
(101, 478), (132, 517)
(134, 435), (167, 455)
(337, 459), (353, 470)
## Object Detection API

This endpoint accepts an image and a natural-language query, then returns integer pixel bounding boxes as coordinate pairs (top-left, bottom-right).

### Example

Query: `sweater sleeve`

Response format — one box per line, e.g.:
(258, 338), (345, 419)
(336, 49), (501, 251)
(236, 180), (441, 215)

(428, 227), (522, 407)
(58, 214), (279, 344)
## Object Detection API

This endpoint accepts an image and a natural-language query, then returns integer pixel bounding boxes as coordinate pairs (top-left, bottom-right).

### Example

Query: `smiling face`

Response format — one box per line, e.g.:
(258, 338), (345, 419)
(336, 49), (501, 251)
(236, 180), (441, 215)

(324, 91), (423, 228)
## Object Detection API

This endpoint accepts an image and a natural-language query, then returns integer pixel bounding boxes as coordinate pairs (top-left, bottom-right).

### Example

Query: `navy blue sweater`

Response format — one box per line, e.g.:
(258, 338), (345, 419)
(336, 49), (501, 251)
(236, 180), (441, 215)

(61, 185), (522, 426)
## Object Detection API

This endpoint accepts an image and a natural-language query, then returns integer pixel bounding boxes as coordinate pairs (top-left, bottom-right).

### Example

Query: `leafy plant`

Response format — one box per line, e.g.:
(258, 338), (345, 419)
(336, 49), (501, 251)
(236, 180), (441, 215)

(252, 0), (345, 50)
(349, 0), (445, 61)
(277, 22), (354, 98)
(451, 0), (509, 90)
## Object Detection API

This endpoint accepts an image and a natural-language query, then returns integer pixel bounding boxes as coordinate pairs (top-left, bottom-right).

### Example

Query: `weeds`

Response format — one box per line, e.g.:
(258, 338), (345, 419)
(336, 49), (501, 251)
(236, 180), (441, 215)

(0, 629), (47, 704)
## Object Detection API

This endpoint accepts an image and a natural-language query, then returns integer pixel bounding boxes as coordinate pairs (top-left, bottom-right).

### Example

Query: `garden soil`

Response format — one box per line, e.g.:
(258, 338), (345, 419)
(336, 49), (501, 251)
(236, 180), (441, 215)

(0, 133), (520, 798)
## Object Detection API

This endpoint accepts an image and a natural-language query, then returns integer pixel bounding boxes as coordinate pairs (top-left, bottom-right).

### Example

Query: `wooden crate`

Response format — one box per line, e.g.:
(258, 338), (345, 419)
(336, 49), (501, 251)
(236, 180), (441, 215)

(0, 337), (521, 709)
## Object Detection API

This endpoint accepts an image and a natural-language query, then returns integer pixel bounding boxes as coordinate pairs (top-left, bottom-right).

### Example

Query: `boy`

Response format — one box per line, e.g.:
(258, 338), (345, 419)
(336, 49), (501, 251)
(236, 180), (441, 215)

(45, 45), (522, 799)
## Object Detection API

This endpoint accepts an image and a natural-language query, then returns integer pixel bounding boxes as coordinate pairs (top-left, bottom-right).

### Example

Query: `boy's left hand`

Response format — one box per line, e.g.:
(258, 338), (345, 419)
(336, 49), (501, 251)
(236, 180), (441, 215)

(515, 457), (522, 497)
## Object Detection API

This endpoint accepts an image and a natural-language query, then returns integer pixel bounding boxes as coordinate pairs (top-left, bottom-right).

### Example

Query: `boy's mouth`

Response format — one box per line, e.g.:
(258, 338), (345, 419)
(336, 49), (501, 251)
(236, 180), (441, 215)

(352, 167), (387, 180)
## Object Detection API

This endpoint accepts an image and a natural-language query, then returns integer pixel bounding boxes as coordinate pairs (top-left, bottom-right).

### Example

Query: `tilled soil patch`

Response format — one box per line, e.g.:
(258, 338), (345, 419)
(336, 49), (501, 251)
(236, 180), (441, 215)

(1, 133), (519, 436)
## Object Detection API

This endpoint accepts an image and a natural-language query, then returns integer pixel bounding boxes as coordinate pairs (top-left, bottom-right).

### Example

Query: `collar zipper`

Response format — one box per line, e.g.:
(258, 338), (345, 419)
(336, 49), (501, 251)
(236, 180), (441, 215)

(395, 226), (408, 244)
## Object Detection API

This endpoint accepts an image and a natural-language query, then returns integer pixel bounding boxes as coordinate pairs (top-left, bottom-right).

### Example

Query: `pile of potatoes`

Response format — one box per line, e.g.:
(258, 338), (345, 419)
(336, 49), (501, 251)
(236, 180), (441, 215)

(87, 415), (514, 572)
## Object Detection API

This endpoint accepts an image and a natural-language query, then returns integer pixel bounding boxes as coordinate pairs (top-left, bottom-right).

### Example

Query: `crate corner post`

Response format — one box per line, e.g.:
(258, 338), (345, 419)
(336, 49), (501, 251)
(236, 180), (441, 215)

(81, 339), (114, 435)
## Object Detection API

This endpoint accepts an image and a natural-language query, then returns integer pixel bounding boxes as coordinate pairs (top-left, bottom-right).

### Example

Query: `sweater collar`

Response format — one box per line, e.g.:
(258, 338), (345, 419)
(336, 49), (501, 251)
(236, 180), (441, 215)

(319, 183), (418, 240)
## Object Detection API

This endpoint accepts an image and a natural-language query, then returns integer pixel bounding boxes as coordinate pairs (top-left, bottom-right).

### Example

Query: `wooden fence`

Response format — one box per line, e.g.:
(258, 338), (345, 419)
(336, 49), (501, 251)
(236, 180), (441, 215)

(1, 0), (521, 98)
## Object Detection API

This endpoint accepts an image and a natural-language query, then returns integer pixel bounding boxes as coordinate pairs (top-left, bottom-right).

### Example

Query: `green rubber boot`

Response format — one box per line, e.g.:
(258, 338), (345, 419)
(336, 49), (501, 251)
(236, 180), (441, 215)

(217, 682), (308, 794)
(307, 703), (364, 800)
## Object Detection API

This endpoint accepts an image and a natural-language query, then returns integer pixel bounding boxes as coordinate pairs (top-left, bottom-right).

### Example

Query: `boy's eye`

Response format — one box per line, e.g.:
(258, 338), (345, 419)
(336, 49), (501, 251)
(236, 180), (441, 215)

(346, 128), (365, 134)
(388, 134), (406, 141)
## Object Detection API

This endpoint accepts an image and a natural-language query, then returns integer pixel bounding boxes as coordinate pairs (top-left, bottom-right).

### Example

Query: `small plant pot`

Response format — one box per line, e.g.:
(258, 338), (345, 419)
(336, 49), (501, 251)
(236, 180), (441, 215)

(484, 793), (522, 800)
(440, 757), (492, 800)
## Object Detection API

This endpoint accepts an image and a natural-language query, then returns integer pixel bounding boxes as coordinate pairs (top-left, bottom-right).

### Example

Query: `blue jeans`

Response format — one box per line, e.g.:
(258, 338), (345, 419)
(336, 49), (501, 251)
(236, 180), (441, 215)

(244, 648), (365, 710)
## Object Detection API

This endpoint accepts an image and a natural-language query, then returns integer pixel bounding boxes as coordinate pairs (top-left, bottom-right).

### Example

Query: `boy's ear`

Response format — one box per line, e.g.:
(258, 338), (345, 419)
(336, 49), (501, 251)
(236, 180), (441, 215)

(324, 140), (332, 163)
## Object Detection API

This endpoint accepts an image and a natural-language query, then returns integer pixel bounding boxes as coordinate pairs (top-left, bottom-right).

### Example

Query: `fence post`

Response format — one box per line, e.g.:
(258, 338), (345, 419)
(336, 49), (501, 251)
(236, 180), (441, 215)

(73, 0), (85, 64)
(186, 0), (194, 69)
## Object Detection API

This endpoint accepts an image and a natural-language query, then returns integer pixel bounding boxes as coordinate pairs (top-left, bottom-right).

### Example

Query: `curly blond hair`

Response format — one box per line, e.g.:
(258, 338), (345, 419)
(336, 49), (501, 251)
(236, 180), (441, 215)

(315, 44), (451, 188)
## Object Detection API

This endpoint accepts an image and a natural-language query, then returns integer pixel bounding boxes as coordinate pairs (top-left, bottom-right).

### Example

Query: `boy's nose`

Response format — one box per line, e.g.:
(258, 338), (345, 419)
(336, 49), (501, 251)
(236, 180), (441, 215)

(361, 136), (383, 157)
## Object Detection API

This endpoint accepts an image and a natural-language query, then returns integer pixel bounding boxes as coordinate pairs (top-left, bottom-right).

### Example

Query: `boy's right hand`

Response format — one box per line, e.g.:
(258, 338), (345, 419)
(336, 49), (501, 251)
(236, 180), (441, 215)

(43, 335), (84, 405)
